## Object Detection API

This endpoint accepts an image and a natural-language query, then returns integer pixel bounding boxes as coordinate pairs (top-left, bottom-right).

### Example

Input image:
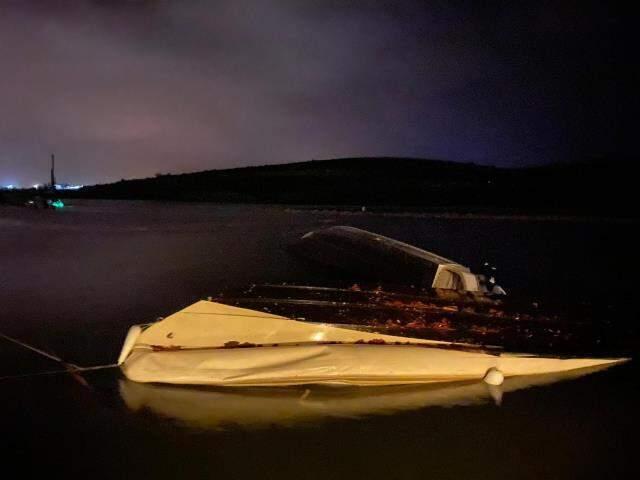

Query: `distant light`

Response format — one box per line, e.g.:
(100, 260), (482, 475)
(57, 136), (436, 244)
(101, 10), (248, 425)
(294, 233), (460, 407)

(51, 200), (65, 209)
(4, 184), (15, 190)
(54, 184), (83, 190)
(32, 184), (41, 189)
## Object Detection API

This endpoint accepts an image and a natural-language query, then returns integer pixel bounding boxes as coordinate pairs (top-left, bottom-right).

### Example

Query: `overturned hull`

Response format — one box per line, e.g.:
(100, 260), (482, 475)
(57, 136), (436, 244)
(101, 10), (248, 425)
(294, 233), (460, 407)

(122, 343), (622, 387)
(291, 226), (482, 291)
(119, 300), (627, 387)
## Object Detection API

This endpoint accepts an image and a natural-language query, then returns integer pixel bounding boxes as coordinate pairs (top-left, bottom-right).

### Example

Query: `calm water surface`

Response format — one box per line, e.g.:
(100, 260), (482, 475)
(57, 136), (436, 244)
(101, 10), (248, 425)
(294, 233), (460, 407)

(1, 200), (638, 478)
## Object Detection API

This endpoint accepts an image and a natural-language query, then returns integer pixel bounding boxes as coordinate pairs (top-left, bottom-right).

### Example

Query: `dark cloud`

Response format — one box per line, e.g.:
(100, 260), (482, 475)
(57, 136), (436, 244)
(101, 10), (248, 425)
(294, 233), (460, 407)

(0, 1), (631, 186)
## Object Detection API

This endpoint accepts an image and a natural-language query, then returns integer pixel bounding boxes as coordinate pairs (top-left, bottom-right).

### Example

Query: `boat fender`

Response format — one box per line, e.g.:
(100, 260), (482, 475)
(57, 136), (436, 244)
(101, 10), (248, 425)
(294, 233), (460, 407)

(117, 325), (142, 366)
(483, 367), (504, 386)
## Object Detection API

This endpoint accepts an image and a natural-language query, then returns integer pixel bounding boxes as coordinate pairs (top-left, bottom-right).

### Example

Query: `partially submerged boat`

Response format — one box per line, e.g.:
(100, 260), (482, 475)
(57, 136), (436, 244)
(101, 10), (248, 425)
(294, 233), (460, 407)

(291, 226), (494, 293)
(118, 299), (627, 387)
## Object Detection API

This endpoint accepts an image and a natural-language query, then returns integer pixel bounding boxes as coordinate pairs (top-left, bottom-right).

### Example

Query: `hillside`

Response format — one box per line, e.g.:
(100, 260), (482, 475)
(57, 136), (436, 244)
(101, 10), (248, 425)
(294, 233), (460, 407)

(67, 157), (636, 216)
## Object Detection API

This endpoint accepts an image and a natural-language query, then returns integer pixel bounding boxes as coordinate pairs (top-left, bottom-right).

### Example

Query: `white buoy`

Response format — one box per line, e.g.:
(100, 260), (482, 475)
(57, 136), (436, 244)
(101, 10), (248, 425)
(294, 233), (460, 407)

(483, 367), (504, 386)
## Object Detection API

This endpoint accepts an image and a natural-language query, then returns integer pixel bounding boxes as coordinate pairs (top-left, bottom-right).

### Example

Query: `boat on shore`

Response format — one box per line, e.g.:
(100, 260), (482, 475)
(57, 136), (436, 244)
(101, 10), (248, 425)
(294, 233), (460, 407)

(118, 299), (627, 387)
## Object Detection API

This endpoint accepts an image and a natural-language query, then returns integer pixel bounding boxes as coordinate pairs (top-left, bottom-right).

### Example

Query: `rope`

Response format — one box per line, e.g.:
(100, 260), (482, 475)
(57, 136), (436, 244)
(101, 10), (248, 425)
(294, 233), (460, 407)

(0, 363), (119, 382)
(0, 331), (118, 382)
(0, 332), (66, 363)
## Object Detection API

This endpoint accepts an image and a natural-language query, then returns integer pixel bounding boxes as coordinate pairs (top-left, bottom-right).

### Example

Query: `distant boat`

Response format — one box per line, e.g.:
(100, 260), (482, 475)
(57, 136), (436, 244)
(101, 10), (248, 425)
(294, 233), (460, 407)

(24, 196), (64, 209)
(118, 300), (627, 387)
(13, 155), (66, 209)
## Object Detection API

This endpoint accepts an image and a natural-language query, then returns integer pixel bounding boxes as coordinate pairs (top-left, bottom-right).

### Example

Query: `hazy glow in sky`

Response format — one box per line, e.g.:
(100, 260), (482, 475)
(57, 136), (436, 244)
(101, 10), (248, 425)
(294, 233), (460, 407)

(0, 1), (630, 186)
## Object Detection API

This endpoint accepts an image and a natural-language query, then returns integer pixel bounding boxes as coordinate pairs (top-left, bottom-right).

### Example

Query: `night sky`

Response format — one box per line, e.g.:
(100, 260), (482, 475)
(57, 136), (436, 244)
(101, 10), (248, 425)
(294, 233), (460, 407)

(0, 1), (631, 186)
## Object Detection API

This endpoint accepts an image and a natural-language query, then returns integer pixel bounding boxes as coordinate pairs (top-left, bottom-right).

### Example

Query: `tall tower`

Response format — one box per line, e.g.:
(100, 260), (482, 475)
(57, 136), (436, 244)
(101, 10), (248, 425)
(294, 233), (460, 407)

(50, 154), (56, 189)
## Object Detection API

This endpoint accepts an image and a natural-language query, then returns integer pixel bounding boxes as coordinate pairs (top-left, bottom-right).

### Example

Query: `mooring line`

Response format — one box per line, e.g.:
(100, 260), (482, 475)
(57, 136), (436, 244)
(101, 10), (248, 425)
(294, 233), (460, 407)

(0, 331), (119, 382)
(0, 332), (66, 363)
(0, 363), (119, 382)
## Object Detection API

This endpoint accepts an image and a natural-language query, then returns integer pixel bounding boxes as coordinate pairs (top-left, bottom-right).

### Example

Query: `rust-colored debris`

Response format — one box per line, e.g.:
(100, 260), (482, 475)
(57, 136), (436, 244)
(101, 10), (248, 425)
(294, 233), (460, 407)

(223, 341), (257, 348)
(209, 283), (635, 356)
(151, 344), (183, 352)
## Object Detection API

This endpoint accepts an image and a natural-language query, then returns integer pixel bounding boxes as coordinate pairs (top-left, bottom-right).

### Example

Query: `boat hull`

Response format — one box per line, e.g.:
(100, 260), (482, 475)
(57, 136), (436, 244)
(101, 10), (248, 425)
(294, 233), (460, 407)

(121, 343), (625, 387)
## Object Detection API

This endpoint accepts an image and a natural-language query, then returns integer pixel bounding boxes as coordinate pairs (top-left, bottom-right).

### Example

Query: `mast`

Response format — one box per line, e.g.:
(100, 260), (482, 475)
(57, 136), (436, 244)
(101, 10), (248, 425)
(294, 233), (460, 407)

(50, 154), (56, 189)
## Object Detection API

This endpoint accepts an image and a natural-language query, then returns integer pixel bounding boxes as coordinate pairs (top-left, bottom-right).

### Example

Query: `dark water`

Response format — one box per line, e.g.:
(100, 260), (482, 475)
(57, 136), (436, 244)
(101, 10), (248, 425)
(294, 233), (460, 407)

(1, 200), (638, 478)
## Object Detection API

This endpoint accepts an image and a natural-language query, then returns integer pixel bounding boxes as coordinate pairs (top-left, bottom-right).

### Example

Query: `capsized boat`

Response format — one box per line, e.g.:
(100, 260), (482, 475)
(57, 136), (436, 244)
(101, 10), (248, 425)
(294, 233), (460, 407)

(291, 226), (497, 293)
(118, 299), (627, 387)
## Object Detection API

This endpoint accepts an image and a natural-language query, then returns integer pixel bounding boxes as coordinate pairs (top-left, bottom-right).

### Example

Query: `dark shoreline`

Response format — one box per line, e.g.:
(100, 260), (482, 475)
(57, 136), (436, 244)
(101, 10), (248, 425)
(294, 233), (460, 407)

(4, 156), (630, 218)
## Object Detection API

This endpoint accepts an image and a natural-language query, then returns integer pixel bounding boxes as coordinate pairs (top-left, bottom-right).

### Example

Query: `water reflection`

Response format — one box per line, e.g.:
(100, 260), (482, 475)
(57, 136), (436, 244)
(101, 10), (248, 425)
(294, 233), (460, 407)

(119, 364), (615, 430)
